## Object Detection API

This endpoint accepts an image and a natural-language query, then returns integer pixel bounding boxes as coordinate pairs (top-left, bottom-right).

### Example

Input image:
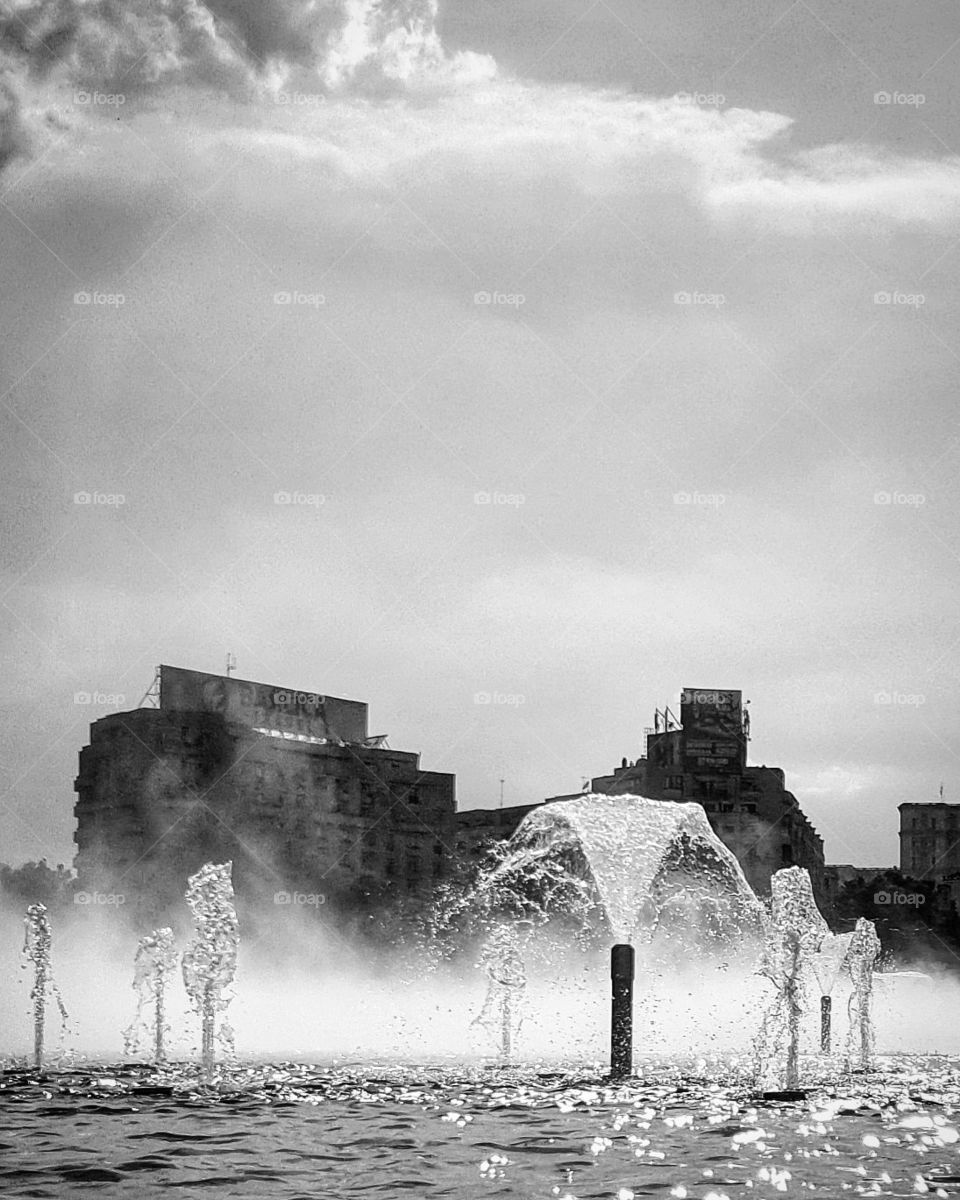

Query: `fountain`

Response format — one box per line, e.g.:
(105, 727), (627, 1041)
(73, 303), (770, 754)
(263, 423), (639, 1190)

(845, 915), (882, 1070)
(122, 928), (178, 1063)
(754, 866), (829, 1092)
(481, 794), (767, 1077)
(808, 931), (854, 1053)
(20, 903), (69, 1072)
(181, 862), (239, 1077)
(0, 814), (944, 1200)
(472, 922), (527, 1060)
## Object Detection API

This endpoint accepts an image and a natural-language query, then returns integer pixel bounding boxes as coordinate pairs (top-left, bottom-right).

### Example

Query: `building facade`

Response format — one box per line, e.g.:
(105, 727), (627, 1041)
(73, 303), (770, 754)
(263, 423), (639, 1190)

(457, 687), (825, 898)
(899, 801), (960, 903)
(74, 665), (456, 924)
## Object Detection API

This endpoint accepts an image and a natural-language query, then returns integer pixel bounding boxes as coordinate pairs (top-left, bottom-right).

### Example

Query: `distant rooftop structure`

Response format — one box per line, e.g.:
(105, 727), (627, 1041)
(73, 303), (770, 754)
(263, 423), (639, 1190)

(157, 663), (369, 744)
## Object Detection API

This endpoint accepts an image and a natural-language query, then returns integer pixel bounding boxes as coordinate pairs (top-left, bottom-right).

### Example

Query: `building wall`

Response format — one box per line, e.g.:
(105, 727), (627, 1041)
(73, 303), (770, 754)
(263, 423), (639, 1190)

(74, 707), (456, 925)
(899, 802), (960, 882)
(455, 803), (542, 867)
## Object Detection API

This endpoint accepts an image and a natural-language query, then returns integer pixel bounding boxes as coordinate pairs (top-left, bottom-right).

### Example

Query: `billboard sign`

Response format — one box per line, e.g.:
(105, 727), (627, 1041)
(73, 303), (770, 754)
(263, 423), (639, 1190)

(679, 688), (744, 773)
(159, 665), (368, 743)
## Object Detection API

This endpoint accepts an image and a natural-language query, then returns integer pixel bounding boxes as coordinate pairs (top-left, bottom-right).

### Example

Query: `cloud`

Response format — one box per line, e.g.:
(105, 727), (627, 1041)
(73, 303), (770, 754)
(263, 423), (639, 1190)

(1, 2), (959, 237)
(0, 0), (496, 170)
(0, 0), (494, 95)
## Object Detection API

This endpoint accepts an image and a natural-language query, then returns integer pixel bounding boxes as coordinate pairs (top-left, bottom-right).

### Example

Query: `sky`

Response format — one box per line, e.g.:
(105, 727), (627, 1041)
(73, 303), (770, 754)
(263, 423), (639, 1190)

(1, 0), (960, 870)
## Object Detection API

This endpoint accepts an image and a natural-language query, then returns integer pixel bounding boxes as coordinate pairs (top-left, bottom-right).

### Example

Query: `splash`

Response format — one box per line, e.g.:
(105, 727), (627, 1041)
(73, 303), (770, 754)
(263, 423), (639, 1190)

(21, 903), (69, 1071)
(471, 923), (526, 1060)
(122, 928), (178, 1063)
(483, 794), (765, 944)
(808, 931), (854, 1054)
(182, 863), (239, 1076)
(755, 867), (829, 1091)
(845, 916), (881, 1071)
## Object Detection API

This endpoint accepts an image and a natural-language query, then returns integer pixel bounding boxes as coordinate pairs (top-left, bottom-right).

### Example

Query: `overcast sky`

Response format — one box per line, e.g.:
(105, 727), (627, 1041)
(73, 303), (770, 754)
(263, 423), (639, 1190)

(1, 0), (960, 870)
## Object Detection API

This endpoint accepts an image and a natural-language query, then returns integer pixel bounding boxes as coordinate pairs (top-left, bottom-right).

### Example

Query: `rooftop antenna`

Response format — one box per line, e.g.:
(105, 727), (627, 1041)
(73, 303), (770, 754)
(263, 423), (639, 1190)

(138, 666), (161, 709)
(940, 781), (945, 800)
(499, 777), (505, 809)
(225, 653), (237, 678)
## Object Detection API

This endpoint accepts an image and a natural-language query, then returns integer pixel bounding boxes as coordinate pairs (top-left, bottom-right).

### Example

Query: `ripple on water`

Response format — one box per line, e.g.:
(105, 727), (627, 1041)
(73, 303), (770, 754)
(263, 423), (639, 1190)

(0, 1058), (959, 1198)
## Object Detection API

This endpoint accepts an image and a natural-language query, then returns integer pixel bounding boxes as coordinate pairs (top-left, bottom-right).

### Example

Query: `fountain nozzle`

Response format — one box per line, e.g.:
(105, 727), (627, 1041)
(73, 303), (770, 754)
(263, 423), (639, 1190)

(610, 943), (635, 1080)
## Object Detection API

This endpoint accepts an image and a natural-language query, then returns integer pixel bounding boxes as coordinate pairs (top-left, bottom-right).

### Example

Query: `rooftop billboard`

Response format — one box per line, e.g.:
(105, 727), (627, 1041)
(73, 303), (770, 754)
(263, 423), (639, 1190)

(679, 688), (745, 773)
(159, 665), (368, 743)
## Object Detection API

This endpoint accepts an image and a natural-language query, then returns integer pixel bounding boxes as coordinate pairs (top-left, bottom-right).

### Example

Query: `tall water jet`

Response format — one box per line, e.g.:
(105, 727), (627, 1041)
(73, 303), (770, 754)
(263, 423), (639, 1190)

(755, 867), (828, 1092)
(845, 917), (881, 1070)
(182, 863), (239, 1077)
(809, 932), (854, 1054)
(123, 928), (178, 1063)
(473, 923), (527, 1060)
(21, 904), (69, 1072)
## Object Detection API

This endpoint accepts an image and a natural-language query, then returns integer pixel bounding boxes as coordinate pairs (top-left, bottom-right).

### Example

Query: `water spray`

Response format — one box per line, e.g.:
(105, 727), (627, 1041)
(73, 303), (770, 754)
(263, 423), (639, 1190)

(756, 867), (829, 1092)
(473, 923), (526, 1061)
(846, 917), (881, 1070)
(123, 928), (178, 1063)
(182, 863), (239, 1078)
(810, 931), (853, 1057)
(610, 942), (634, 1079)
(21, 903), (69, 1072)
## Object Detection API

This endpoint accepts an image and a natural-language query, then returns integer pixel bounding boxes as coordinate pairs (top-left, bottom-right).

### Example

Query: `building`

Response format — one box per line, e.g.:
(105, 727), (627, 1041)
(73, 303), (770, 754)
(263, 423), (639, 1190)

(821, 863), (891, 907)
(455, 802), (542, 867)
(898, 801), (960, 904)
(74, 665), (456, 924)
(457, 687), (825, 898)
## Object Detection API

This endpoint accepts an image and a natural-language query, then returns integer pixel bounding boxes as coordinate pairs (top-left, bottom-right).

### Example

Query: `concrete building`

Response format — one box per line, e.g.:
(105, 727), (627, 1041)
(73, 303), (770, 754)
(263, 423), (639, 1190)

(898, 801), (960, 903)
(457, 688), (825, 898)
(74, 665), (456, 924)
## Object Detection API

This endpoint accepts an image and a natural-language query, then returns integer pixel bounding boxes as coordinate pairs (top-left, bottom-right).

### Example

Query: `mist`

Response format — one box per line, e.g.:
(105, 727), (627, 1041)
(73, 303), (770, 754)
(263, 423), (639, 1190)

(3, 896), (956, 1066)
